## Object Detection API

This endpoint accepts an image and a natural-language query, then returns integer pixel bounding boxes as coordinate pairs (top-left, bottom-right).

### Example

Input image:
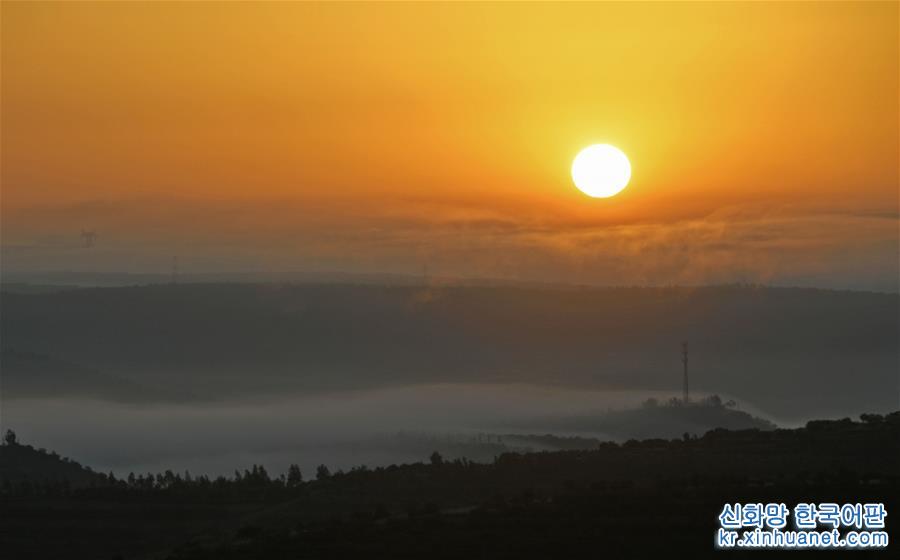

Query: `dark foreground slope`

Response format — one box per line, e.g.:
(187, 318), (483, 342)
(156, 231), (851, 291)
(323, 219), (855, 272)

(1, 413), (897, 559)
(0, 433), (103, 490)
(2, 283), (897, 419)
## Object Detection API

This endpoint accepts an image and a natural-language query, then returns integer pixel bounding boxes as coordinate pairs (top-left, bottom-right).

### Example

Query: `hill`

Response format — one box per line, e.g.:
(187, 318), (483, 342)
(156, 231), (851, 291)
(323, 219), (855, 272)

(1, 413), (897, 559)
(1, 283), (897, 418)
(0, 350), (195, 403)
(0, 431), (102, 489)
(520, 395), (777, 440)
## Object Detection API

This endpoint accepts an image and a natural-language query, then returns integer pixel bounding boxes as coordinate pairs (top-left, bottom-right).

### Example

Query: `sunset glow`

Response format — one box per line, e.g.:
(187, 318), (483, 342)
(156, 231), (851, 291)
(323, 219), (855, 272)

(1, 4), (898, 555)
(1, 1), (897, 290)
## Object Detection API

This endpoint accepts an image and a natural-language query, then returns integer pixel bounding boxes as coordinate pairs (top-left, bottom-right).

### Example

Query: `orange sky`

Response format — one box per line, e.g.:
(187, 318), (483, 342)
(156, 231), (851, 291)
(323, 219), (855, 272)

(1, 2), (898, 289)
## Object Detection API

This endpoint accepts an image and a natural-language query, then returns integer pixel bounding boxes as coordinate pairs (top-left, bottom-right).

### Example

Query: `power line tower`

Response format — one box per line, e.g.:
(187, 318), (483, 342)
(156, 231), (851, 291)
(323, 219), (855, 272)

(682, 341), (690, 404)
(80, 230), (97, 248)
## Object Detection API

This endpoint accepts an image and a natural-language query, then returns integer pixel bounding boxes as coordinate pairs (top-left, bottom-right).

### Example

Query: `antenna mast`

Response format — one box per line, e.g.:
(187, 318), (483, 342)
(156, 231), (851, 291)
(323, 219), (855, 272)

(682, 341), (689, 404)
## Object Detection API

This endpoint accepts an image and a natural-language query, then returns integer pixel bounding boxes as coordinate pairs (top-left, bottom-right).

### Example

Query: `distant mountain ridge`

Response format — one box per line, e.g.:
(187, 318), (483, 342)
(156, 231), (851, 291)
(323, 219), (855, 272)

(1, 350), (196, 403)
(526, 395), (778, 440)
(1, 283), (897, 419)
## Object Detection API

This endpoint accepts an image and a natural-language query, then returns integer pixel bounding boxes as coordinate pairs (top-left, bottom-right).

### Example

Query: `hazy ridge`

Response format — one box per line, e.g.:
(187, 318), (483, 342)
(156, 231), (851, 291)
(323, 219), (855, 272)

(1, 283), (896, 420)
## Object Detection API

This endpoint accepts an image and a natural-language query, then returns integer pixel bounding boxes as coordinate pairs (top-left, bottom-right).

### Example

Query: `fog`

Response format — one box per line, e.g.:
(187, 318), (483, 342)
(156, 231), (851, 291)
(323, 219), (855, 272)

(1, 384), (694, 478)
(3, 284), (895, 478)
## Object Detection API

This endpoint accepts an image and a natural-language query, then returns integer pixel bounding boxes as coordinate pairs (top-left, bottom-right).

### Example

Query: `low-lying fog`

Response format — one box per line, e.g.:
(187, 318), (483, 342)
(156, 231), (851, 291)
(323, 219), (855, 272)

(2, 383), (737, 478)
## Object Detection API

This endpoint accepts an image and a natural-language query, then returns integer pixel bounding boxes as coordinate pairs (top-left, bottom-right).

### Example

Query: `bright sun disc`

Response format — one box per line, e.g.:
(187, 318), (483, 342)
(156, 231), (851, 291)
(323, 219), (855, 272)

(571, 144), (631, 198)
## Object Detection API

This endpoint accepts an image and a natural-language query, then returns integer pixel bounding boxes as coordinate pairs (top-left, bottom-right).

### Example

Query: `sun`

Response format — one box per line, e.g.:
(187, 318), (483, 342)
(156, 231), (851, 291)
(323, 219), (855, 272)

(571, 144), (631, 198)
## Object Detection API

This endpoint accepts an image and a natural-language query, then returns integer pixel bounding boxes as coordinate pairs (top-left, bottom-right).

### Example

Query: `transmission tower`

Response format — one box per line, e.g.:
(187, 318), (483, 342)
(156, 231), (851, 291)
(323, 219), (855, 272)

(80, 230), (97, 248)
(682, 341), (690, 404)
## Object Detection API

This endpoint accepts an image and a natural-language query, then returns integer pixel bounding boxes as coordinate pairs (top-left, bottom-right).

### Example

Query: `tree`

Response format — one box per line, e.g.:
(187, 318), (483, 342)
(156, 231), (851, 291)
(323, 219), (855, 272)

(429, 451), (444, 466)
(4, 429), (17, 446)
(316, 464), (331, 480)
(860, 413), (884, 424)
(287, 464), (303, 487)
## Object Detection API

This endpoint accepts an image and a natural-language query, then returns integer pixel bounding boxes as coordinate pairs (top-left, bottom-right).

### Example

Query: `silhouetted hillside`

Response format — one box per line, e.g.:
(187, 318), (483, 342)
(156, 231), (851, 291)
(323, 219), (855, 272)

(1, 413), (897, 559)
(1, 284), (896, 419)
(0, 431), (102, 489)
